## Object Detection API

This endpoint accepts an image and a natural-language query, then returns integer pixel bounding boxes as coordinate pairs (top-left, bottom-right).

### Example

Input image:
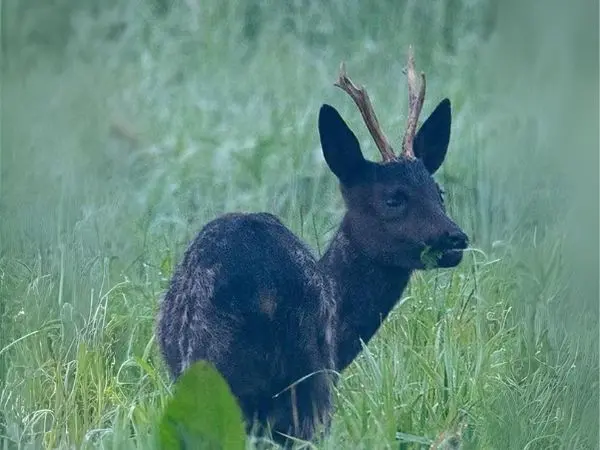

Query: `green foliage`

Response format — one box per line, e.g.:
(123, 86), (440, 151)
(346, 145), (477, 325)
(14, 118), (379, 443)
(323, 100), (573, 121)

(420, 246), (443, 270)
(158, 362), (246, 450)
(0, 0), (597, 449)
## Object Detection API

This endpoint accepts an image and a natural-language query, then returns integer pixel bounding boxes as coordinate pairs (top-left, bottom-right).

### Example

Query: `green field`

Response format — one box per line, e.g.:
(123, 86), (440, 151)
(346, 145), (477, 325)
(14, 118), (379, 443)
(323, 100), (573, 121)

(1, 1), (598, 448)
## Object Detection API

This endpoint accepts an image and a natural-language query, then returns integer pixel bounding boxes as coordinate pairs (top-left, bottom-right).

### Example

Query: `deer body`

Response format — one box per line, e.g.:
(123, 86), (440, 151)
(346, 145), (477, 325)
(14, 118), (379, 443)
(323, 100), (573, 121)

(157, 211), (338, 438)
(157, 50), (469, 443)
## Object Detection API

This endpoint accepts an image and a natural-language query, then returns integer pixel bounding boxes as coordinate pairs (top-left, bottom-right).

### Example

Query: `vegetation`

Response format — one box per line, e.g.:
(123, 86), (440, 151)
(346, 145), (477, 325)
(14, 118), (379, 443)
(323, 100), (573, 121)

(1, 0), (597, 448)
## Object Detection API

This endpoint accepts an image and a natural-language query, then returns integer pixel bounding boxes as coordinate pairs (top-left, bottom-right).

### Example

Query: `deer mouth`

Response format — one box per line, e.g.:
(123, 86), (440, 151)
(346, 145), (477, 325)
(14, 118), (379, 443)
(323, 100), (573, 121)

(419, 229), (469, 269)
(420, 243), (466, 269)
(436, 248), (465, 268)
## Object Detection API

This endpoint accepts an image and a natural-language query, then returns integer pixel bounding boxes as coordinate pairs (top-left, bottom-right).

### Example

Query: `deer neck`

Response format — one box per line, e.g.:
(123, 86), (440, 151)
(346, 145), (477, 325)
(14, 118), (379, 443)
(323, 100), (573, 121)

(318, 215), (412, 372)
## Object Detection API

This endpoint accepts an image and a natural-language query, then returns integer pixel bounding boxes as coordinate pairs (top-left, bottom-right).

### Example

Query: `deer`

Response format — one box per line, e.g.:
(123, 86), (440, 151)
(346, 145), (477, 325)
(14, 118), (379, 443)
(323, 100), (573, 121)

(156, 47), (469, 445)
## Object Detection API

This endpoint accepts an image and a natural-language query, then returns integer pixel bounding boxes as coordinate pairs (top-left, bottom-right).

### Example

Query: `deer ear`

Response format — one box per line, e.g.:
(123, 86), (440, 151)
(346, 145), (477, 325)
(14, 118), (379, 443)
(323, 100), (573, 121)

(413, 98), (451, 174)
(318, 104), (366, 183)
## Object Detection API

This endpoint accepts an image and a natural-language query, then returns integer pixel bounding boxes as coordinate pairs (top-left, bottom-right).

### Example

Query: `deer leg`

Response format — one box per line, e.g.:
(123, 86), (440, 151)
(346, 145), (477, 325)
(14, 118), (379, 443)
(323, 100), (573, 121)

(267, 370), (333, 445)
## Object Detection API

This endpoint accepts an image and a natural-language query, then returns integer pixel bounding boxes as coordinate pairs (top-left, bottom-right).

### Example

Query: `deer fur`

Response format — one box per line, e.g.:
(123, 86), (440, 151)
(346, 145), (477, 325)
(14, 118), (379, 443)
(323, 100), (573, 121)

(156, 55), (468, 445)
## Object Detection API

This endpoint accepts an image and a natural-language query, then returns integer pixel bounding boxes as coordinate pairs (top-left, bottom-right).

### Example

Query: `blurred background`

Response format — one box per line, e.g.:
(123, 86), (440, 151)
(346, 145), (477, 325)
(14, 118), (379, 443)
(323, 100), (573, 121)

(1, 0), (598, 449)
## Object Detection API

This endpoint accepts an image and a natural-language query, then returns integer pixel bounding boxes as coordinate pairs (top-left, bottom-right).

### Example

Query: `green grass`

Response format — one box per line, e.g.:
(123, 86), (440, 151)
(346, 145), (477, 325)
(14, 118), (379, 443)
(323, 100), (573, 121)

(1, 0), (598, 448)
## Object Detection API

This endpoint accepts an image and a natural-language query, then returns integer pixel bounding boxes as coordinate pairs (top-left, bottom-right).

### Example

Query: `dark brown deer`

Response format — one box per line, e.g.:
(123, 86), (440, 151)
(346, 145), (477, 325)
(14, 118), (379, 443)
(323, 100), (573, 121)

(156, 47), (468, 445)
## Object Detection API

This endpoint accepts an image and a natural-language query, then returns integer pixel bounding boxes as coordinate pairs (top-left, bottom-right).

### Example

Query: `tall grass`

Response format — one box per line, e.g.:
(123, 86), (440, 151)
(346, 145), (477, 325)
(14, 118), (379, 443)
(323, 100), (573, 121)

(1, 0), (597, 448)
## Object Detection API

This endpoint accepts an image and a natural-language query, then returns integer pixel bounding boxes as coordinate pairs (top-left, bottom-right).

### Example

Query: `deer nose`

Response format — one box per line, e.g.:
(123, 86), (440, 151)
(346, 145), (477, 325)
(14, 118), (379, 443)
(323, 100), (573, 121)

(431, 229), (469, 251)
(444, 230), (469, 249)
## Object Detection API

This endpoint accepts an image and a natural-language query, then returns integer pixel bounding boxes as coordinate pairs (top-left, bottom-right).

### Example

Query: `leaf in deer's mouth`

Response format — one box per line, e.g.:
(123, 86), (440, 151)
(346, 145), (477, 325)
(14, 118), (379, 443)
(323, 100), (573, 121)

(420, 245), (443, 269)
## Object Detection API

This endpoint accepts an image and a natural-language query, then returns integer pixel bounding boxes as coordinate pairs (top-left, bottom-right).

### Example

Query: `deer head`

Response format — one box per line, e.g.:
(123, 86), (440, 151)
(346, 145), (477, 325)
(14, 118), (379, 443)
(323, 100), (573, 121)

(318, 46), (468, 269)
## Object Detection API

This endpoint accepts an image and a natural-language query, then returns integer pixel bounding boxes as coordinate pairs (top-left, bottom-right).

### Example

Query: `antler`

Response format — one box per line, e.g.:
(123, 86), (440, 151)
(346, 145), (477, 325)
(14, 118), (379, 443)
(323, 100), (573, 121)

(334, 46), (427, 163)
(334, 62), (397, 162)
(400, 45), (426, 159)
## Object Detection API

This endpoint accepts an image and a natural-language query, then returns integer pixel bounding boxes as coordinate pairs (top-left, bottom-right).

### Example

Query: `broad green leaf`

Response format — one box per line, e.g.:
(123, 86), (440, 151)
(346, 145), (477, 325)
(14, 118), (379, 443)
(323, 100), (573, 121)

(158, 361), (246, 450)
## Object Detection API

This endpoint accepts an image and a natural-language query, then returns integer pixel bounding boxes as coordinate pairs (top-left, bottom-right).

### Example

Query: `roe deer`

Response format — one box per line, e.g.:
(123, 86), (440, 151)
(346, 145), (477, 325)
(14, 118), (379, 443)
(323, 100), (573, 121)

(156, 47), (468, 444)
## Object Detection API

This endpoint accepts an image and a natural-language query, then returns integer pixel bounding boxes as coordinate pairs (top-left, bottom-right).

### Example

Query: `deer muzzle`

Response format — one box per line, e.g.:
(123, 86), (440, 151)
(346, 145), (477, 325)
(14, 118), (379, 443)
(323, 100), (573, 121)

(421, 226), (469, 268)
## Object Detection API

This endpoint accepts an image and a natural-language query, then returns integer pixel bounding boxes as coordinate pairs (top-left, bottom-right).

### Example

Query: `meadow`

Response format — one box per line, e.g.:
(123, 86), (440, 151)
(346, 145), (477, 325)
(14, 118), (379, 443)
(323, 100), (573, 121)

(1, 0), (598, 448)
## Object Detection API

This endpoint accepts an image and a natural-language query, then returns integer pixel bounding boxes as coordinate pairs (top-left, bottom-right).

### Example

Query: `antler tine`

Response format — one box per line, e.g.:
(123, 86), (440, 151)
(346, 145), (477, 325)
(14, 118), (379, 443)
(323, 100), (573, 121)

(334, 62), (397, 162)
(401, 45), (426, 159)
